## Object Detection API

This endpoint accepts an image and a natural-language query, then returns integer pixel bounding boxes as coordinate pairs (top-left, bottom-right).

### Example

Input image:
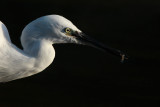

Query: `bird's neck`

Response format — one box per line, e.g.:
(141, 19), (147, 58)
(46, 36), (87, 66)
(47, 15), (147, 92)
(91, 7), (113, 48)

(24, 40), (55, 71)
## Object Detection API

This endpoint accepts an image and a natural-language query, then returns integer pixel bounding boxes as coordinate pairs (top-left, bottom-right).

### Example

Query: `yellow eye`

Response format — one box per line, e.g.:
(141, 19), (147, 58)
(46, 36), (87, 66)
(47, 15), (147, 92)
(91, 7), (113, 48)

(65, 28), (71, 33)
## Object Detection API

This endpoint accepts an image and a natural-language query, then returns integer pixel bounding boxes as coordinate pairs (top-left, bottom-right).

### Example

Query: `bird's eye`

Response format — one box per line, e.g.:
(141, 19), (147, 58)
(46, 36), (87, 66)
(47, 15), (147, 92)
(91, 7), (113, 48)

(65, 28), (72, 33)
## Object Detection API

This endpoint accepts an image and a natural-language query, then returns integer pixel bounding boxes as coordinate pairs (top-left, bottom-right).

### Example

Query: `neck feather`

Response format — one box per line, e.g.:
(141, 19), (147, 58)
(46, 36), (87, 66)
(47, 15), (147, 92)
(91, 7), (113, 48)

(23, 40), (55, 71)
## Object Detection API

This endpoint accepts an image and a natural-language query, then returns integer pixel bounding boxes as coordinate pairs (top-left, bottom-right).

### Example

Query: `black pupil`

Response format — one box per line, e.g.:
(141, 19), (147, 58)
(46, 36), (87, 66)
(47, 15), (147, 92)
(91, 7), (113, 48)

(66, 29), (70, 32)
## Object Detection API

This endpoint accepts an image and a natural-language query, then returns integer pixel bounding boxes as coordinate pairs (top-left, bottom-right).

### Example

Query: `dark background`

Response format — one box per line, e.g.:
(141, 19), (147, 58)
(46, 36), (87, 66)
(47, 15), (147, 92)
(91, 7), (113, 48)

(0, 0), (160, 107)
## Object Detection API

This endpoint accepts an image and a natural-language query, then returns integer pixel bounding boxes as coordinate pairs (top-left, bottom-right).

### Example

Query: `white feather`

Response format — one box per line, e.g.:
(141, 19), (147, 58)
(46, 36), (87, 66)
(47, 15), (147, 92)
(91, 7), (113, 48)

(0, 15), (81, 82)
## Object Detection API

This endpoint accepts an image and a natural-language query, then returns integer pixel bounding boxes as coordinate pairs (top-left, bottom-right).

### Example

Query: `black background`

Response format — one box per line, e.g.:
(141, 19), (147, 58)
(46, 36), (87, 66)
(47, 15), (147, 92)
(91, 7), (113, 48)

(0, 0), (160, 107)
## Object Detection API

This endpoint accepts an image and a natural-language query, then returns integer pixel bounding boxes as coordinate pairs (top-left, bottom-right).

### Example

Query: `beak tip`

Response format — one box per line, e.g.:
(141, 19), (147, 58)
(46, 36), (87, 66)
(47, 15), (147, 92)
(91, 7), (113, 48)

(120, 53), (129, 63)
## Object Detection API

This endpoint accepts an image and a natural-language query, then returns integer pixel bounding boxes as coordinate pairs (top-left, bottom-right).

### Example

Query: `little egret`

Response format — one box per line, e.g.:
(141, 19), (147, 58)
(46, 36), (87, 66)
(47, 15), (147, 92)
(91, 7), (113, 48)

(0, 15), (127, 82)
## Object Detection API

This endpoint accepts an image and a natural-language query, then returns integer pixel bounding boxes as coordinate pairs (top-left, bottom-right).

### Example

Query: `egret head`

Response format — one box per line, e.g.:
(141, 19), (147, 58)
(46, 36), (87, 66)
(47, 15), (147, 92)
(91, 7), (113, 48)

(21, 15), (128, 62)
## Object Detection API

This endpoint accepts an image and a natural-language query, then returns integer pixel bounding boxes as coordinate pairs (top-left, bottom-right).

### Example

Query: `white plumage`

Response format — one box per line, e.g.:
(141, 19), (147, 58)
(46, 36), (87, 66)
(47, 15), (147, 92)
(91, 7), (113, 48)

(0, 15), (127, 82)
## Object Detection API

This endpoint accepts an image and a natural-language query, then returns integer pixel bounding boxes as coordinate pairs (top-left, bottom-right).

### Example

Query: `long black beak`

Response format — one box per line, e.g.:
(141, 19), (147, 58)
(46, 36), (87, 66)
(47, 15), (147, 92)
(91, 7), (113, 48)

(73, 32), (128, 62)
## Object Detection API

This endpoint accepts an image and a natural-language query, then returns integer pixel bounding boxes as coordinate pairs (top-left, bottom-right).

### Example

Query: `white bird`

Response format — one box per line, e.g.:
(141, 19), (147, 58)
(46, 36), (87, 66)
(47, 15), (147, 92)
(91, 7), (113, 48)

(0, 15), (127, 82)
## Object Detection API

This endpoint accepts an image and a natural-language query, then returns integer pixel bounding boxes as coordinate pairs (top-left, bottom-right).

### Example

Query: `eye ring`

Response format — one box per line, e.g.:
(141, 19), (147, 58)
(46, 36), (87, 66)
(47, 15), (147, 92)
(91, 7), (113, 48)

(65, 28), (71, 33)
